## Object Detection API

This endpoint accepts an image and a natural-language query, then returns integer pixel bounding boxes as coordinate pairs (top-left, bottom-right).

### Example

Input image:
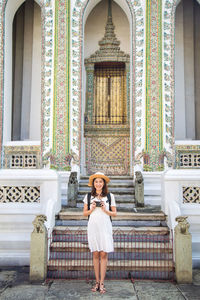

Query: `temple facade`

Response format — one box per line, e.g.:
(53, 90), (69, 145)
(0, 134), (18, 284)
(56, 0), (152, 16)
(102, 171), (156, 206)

(0, 0), (200, 268)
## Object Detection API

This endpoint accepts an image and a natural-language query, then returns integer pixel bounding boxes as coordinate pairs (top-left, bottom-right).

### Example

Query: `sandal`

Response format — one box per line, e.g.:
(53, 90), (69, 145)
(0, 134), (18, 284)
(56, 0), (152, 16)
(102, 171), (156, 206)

(99, 282), (106, 294)
(91, 281), (99, 292)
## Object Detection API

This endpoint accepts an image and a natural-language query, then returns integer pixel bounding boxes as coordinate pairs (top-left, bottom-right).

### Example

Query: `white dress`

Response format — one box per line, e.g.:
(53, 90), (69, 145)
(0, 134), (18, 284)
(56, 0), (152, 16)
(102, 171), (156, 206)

(83, 193), (116, 253)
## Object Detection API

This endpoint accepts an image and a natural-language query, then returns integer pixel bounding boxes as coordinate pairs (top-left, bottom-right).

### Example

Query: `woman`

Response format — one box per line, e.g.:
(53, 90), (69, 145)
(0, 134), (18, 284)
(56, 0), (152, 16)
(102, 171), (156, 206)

(83, 172), (117, 294)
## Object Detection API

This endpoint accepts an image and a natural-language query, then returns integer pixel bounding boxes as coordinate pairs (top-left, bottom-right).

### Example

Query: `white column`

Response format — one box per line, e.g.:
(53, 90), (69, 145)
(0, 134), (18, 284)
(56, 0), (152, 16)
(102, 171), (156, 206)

(21, 0), (34, 140)
(194, 1), (200, 140)
(29, 3), (41, 141)
(175, 1), (186, 140)
(12, 7), (24, 141)
(183, 0), (195, 140)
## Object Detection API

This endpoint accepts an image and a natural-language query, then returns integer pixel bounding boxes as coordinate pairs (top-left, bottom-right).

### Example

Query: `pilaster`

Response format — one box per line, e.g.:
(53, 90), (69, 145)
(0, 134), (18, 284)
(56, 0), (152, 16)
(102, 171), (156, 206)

(53, 0), (71, 170)
(145, 0), (163, 171)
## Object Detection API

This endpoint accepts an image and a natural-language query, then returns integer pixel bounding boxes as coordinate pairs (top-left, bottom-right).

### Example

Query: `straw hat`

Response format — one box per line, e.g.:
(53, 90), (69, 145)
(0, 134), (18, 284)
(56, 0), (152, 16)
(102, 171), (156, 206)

(88, 172), (110, 187)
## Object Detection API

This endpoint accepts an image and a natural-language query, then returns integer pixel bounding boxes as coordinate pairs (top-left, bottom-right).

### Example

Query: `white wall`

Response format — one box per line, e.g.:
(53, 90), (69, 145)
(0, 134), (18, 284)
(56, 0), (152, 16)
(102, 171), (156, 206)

(175, 2), (186, 140)
(143, 172), (162, 206)
(175, 0), (200, 141)
(4, 0), (41, 143)
(0, 169), (61, 266)
(162, 169), (200, 267)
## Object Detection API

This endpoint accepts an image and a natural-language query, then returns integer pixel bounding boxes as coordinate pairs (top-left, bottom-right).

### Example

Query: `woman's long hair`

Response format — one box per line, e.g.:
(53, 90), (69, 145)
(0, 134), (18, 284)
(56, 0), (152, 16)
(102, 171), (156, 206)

(91, 178), (108, 197)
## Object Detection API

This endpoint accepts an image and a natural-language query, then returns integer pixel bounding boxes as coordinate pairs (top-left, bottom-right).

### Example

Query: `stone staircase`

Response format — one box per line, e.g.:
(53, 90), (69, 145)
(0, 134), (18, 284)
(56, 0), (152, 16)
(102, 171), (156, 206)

(47, 175), (174, 280)
(47, 209), (174, 280)
(76, 176), (135, 211)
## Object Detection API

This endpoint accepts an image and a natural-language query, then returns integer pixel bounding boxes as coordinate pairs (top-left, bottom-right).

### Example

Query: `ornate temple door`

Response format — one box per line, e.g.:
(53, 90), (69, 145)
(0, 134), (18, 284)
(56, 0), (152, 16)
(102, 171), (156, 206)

(94, 63), (126, 126)
(84, 62), (130, 176)
(84, 0), (130, 176)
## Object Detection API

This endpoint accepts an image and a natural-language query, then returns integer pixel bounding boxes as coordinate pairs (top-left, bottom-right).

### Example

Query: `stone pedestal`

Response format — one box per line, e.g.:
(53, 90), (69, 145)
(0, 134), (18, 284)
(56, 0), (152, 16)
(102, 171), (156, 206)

(175, 216), (192, 283)
(30, 215), (47, 282)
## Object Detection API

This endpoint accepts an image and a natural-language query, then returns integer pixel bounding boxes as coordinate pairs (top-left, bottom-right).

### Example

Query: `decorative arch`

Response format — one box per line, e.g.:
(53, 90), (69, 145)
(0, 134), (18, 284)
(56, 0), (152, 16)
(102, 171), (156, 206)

(71, 0), (145, 172)
(163, 0), (200, 154)
(0, 0), (54, 167)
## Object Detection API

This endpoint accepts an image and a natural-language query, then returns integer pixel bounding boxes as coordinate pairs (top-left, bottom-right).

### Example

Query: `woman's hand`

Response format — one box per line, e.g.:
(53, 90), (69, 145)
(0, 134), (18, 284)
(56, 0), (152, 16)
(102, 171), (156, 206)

(100, 201), (106, 212)
(83, 201), (96, 217)
(91, 201), (96, 211)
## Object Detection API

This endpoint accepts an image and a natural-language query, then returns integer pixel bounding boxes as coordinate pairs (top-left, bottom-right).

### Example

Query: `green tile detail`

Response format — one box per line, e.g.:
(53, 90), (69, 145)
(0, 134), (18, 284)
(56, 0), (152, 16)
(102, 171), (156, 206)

(53, 0), (71, 170)
(145, 0), (163, 171)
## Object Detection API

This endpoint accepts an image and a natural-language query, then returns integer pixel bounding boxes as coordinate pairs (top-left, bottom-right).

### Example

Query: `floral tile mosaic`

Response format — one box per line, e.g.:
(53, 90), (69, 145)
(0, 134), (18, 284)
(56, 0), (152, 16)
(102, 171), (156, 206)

(71, 0), (145, 170)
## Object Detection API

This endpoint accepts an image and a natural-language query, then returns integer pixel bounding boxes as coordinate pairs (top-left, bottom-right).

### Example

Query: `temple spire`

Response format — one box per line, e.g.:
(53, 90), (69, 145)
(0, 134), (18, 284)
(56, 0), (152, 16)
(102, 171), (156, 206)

(98, 0), (119, 49)
(108, 0), (112, 18)
(85, 0), (130, 63)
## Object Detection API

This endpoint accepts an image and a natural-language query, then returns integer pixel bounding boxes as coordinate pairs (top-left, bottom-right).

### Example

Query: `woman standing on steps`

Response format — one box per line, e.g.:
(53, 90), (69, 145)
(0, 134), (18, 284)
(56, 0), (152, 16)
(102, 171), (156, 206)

(83, 172), (117, 294)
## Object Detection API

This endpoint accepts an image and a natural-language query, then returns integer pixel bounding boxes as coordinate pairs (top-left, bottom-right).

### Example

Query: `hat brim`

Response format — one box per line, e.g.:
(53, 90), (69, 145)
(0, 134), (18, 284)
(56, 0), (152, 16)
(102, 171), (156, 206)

(88, 174), (110, 187)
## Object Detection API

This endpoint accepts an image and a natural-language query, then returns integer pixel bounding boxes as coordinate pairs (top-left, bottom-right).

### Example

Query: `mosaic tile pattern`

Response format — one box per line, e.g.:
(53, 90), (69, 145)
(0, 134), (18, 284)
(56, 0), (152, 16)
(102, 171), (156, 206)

(145, 0), (163, 171)
(72, 0), (145, 167)
(86, 136), (130, 175)
(163, 0), (176, 153)
(53, 0), (71, 170)
(0, 0), (54, 167)
(0, 186), (40, 203)
(4, 145), (41, 169)
(183, 186), (200, 204)
(41, 0), (54, 157)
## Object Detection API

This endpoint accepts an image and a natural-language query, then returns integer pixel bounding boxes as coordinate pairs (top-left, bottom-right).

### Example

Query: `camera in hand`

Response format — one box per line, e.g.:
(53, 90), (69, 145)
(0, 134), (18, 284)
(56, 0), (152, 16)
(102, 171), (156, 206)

(95, 201), (102, 207)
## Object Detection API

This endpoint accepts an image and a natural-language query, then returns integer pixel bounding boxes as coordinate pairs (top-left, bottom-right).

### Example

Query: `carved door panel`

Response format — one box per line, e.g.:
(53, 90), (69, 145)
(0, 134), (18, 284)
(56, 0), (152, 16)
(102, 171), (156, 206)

(94, 64), (126, 125)
(85, 63), (130, 176)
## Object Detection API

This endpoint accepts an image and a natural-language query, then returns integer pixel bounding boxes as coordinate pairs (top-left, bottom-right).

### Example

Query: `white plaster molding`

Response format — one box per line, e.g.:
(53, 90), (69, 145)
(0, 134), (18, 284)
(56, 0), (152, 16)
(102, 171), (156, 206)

(143, 172), (163, 206)
(4, 141), (41, 146)
(0, 169), (61, 266)
(162, 169), (200, 267)
(175, 140), (200, 145)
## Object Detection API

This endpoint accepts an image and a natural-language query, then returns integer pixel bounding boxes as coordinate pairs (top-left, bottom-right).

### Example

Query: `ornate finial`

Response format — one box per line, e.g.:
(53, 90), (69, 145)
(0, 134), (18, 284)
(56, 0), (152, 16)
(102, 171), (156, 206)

(175, 216), (190, 235)
(108, 0), (112, 18)
(84, 0), (130, 63)
(32, 214), (47, 233)
(98, 0), (120, 50)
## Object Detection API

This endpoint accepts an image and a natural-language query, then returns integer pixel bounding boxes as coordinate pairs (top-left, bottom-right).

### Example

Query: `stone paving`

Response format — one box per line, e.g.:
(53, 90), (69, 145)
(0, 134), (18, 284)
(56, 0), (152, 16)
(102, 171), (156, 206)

(0, 267), (200, 300)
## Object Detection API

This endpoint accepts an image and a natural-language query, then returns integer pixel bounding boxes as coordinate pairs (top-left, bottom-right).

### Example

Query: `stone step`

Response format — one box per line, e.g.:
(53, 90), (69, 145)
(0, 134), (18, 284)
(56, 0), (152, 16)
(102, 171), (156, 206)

(77, 194), (135, 202)
(48, 259), (174, 271)
(50, 241), (172, 253)
(71, 203), (137, 212)
(77, 197), (135, 205)
(79, 181), (134, 187)
(78, 187), (134, 194)
(55, 219), (167, 227)
(80, 176), (134, 181)
(58, 211), (166, 221)
(49, 252), (173, 260)
(75, 176), (135, 211)
(53, 226), (169, 235)
(62, 206), (163, 213)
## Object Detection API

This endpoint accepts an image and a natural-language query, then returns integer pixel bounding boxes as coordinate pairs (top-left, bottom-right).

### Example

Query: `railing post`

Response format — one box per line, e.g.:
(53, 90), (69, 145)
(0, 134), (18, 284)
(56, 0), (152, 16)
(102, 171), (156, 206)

(30, 214), (48, 282)
(67, 171), (78, 207)
(175, 216), (192, 283)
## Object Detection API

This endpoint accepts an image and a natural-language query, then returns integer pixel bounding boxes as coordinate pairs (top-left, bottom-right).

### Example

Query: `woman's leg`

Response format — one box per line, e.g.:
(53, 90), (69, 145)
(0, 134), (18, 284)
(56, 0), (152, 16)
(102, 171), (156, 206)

(92, 251), (100, 283)
(100, 251), (108, 284)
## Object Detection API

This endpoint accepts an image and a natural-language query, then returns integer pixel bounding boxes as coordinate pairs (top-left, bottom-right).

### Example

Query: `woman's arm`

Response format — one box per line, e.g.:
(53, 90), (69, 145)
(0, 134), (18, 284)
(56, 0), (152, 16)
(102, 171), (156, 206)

(83, 202), (96, 216)
(101, 204), (117, 217)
